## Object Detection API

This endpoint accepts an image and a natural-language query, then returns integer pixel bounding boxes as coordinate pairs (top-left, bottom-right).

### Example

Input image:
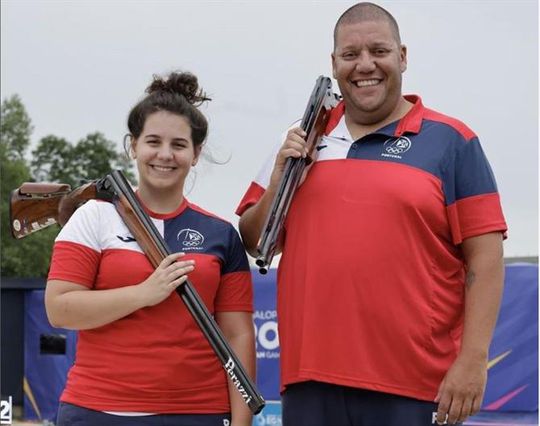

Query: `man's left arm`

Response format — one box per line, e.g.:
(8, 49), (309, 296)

(435, 232), (504, 425)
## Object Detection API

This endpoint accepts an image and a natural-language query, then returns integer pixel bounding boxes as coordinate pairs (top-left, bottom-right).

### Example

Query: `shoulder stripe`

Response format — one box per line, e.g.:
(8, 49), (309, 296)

(423, 109), (476, 141)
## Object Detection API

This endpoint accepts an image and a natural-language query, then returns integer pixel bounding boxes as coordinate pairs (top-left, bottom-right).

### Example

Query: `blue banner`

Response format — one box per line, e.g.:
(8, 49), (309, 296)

(22, 264), (538, 421)
(482, 263), (538, 411)
(24, 290), (77, 422)
(253, 268), (280, 400)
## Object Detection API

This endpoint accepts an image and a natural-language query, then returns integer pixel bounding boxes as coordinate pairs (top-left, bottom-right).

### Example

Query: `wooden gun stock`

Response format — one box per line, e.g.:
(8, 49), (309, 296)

(10, 181), (102, 239)
(255, 76), (340, 274)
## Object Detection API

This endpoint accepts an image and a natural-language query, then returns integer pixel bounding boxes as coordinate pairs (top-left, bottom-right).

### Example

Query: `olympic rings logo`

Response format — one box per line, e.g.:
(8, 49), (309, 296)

(177, 228), (205, 248)
(183, 240), (202, 247)
(383, 136), (412, 156)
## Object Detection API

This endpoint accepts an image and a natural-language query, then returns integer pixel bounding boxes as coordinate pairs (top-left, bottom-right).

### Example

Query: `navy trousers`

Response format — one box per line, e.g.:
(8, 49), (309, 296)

(282, 381), (462, 426)
(56, 402), (231, 426)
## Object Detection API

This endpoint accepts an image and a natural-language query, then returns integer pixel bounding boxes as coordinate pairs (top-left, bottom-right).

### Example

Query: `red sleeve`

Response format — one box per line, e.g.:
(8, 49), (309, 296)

(214, 271), (253, 312)
(48, 241), (101, 288)
(446, 192), (507, 244)
(235, 182), (265, 216)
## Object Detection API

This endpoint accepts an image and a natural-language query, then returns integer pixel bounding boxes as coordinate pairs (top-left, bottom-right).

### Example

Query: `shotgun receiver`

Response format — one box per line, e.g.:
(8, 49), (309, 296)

(9, 171), (266, 414)
(255, 76), (340, 274)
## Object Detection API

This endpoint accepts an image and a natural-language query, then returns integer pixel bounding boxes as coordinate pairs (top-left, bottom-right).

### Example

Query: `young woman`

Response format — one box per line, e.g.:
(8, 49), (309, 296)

(45, 72), (255, 426)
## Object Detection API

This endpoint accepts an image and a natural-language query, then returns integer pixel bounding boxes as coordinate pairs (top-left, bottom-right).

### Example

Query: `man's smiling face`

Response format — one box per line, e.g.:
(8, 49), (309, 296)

(332, 19), (407, 125)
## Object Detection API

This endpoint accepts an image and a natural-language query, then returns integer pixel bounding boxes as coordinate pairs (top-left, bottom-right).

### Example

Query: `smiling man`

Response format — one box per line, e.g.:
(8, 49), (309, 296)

(236, 3), (507, 426)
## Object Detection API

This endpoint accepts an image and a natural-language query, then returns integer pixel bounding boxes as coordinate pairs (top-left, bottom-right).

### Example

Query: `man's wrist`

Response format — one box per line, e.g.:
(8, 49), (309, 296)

(458, 346), (489, 363)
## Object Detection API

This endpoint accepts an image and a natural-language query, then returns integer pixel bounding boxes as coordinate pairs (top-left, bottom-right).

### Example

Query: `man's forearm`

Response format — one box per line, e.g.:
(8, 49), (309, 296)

(459, 233), (505, 359)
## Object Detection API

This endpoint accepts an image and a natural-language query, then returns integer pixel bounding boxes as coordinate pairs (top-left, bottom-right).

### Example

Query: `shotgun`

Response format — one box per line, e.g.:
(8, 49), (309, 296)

(9, 171), (266, 414)
(255, 76), (340, 274)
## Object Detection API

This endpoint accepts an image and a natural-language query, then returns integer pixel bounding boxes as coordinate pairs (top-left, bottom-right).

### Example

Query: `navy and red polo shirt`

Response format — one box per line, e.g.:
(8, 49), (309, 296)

(236, 95), (507, 401)
(48, 197), (253, 413)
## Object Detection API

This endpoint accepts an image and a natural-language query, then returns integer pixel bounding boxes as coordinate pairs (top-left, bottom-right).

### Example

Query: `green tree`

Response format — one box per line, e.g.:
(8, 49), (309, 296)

(72, 132), (134, 183)
(31, 132), (135, 187)
(1, 95), (58, 277)
(0, 94), (33, 161)
(31, 135), (75, 185)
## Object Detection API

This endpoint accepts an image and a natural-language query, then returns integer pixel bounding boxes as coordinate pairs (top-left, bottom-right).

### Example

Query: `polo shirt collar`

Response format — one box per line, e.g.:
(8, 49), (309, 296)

(394, 95), (424, 136)
(326, 95), (425, 140)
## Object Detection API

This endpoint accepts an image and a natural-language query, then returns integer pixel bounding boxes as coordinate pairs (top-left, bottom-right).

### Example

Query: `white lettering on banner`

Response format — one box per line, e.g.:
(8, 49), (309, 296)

(257, 321), (279, 350)
(256, 413), (283, 426)
(254, 310), (277, 320)
(257, 351), (280, 359)
(224, 358), (252, 404)
(0, 396), (12, 425)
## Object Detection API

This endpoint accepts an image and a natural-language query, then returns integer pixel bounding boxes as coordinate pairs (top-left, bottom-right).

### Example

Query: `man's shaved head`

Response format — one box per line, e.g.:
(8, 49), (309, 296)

(334, 2), (401, 49)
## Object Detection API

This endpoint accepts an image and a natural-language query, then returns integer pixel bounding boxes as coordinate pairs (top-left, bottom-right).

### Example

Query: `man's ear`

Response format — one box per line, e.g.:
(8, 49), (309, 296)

(400, 44), (408, 73)
(331, 52), (337, 79)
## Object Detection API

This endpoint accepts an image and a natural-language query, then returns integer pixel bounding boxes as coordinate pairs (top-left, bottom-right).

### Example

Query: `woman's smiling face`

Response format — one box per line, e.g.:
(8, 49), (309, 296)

(132, 110), (200, 195)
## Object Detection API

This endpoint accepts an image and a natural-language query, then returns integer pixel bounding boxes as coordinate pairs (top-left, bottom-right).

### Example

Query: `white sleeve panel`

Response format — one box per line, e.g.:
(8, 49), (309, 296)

(254, 122), (302, 190)
(55, 200), (103, 252)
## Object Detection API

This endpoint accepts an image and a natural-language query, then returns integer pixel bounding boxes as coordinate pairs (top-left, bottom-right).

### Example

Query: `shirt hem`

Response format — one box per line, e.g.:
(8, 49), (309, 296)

(61, 394), (230, 414)
(283, 370), (437, 402)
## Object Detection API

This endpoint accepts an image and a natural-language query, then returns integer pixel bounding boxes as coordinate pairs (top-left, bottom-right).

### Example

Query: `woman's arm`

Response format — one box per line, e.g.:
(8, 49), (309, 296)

(216, 311), (256, 426)
(45, 252), (195, 330)
(46, 280), (145, 330)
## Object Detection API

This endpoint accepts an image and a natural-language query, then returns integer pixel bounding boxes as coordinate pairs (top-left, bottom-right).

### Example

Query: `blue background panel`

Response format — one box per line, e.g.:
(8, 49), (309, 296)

(22, 264), (538, 422)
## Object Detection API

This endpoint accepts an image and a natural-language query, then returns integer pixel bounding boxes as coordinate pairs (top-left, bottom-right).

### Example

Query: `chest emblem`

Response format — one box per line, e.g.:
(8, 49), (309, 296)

(381, 136), (412, 159)
(177, 228), (205, 249)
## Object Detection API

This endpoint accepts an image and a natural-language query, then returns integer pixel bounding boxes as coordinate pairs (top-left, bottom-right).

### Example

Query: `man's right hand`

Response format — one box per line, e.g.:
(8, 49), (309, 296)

(239, 127), (314, 256)
(268, 127), (310, 190)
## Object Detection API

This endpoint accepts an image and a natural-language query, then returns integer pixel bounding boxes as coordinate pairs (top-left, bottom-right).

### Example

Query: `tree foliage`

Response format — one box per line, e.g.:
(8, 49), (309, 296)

(1, 95), (134, 277)
(1, 95), (56, 277)
(0, 94), (33, 161)
(31, 132), (134, 188)
(31, 135), (74, 184)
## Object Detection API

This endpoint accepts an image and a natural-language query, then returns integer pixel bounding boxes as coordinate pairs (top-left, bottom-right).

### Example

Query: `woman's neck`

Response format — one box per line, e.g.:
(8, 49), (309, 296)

(136, 184), (185, 214)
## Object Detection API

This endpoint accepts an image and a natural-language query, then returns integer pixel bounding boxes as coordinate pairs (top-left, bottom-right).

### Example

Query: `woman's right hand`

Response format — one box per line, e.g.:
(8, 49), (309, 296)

(139, 252), (195, 307)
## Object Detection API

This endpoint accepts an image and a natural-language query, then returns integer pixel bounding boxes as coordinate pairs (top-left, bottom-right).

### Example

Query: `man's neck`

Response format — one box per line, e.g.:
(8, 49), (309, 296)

(345, 97), (414, 141)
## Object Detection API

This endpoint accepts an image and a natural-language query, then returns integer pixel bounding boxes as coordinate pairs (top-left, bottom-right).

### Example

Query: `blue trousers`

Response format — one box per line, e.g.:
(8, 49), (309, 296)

(56, 402), (231, 426)
(282, 381), (462, 426)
